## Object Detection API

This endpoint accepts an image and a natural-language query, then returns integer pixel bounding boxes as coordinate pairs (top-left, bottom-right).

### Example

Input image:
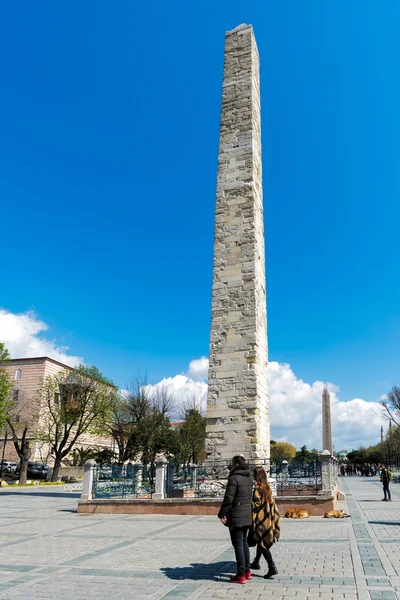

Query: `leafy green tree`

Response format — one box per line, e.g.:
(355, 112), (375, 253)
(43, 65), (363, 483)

(295, 445), (319, 463)
(270, 441), (297, 462)
(177, 407), (206, 464)
(109, 394), (138, 463)
(0, 343), (32, 485)
(368, 447), (385, 464)
(6, 388), (32, 485)
(94, 447), (117, 464)
(140, 411), (179, 464)
(0, 342), (11, 431)
(37, 365), (118, 481)
(354, 442), (384, 466)
(70, 446), (98, 466)
(68, 446), (117, 467)
(347, 447), (368, 465)
(346, 450), (356, 463)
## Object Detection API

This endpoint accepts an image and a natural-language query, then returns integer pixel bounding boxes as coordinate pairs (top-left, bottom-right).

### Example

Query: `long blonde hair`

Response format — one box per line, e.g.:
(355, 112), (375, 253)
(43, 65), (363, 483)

(254, 466), (273, 504)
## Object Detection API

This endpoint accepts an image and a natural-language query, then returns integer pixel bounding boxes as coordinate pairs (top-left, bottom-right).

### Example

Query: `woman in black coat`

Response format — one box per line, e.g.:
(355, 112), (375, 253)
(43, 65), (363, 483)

(218, 456), (253, 584)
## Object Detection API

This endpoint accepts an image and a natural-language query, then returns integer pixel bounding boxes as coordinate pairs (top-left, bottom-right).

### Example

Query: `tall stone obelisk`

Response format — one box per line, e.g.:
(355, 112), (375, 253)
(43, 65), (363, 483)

(322, 387), (333, 454)
(205, 24), (269, 461)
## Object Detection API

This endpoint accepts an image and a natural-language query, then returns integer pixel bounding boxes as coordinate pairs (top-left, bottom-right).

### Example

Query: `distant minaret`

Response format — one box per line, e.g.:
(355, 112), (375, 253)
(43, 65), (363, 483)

(381, 425), (384, 444)
(322, 386), (333, 454)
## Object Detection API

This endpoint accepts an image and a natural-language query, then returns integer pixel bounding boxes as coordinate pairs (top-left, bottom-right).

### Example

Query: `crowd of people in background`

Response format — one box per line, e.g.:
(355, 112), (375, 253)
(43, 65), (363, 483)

(340, 462), (393, 502)
(340, 463), (389, 477)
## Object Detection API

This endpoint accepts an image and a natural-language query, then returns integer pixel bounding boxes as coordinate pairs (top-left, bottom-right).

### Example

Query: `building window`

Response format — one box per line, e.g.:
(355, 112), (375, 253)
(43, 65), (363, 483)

(13, 389), (19, 403)
(15, 369), (22, 380)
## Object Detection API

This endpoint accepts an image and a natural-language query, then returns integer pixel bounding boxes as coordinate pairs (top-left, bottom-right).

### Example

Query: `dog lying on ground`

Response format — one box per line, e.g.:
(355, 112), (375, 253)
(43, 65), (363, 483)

(324, 509), (350, 518)
(285, 508), (310, 519)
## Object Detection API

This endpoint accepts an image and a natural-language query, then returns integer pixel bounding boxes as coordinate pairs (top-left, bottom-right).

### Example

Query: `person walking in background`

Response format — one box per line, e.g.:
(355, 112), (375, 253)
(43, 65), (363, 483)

(218, 456), (253, 585)
(250, 466), (280, 579)
(380, 464), (392, 501)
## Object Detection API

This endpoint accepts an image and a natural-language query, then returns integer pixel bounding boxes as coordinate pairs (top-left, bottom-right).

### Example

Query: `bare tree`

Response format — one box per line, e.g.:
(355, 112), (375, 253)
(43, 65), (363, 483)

(109, 378), (177, 464)
(150, 382), (176, 417)
(178, 393), (205, 420)
(382, 386), (400, 426)
(108, 377), (151, 464)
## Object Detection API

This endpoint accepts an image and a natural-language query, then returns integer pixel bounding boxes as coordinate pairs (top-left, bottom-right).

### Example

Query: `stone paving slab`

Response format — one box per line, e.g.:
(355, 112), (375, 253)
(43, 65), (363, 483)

(0, 479), (399, 599)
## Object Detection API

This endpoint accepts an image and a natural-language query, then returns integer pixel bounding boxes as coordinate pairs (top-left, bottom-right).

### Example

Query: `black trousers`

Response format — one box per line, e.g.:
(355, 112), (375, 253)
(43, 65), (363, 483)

(383, 483), (391, 500)
(229, 526), (250, 576)
(255, 543), (275, 568)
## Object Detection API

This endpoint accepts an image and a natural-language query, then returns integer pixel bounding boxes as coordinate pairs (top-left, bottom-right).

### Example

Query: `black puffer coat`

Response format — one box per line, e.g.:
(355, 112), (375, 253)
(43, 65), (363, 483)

(381, 468), (391, 486)
(218, 465), (253, 529)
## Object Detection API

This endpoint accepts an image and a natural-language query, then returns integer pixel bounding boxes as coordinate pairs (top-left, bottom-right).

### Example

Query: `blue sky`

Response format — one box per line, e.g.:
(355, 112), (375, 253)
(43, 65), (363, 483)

(1, 1), (400, 413)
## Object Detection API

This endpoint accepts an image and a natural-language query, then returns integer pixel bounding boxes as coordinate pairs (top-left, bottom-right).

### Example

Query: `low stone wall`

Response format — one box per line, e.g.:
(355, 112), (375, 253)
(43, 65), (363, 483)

(78, 494), (335, 516)
(276, 494), (335, 516)
(58, 467), (84, 480)
(78, 498), (220, 515)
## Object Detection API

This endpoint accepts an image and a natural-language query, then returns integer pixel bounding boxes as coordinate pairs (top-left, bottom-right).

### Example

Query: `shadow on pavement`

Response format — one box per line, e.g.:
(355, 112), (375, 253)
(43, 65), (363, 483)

(359, 500), (386, 503)
(161, 561), (236, 581)
(0, 491), (80, 499)
(368, 521), (400, 525)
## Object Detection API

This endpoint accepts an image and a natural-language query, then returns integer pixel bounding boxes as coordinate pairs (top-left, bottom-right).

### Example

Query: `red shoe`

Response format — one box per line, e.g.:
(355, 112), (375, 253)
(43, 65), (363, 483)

(229, 574), (246, 584)
(245, 570), (252, 580)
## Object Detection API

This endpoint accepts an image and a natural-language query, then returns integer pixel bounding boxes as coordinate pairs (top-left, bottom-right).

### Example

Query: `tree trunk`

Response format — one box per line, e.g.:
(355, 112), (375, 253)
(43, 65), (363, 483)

(16, 434), (31, 486)
(13, 428), (31, 485)
(51, 458), (62, 482)
(117, 441), (124, 463)
(19, 458), (29, 485)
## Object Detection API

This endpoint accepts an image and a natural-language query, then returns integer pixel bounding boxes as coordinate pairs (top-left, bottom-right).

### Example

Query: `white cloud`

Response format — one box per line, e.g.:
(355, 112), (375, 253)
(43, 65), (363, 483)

(188, 356), (209, 381)
(0, 308), (82, 367)
(268, 361), (383, 452)
(0, 306), (384, 450)
(146, 375), (207, 417)
(150, 356), (384, 451)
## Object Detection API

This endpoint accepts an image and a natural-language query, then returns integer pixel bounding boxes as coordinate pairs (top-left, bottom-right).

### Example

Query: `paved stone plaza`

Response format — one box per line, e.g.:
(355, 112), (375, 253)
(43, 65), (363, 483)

(0, 477), (399, 600)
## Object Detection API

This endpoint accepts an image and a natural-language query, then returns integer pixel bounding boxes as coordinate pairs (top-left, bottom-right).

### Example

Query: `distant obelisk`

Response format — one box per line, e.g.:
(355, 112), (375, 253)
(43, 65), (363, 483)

(205, 24), (269, 461)
(322, 387), (333, 454)
(381, 425), (384, 444)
